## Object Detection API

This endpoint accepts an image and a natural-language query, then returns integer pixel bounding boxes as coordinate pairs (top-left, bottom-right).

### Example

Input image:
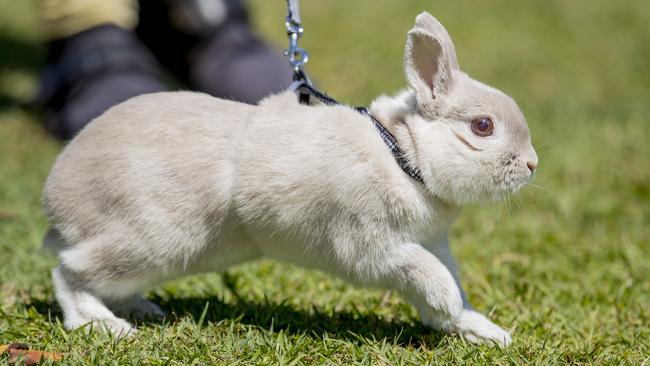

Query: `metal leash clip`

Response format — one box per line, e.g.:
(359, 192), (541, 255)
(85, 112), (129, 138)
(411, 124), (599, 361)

(284, 0), (313, 104)
(285, 18), (309, 72)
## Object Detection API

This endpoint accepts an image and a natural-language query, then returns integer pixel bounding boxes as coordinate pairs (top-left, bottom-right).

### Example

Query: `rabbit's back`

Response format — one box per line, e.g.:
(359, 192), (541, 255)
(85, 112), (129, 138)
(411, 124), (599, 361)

(43, 92), (255, 283)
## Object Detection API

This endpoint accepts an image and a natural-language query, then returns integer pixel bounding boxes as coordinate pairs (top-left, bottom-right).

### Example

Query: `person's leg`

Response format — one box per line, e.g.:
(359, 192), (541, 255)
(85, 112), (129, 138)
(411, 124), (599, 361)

(37, 0), (168, 139)
(136, 0), (292, 104)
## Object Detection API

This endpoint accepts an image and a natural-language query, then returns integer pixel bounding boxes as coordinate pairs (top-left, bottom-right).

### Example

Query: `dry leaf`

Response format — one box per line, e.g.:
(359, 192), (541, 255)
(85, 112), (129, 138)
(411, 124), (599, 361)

(1, 343), (64, 364)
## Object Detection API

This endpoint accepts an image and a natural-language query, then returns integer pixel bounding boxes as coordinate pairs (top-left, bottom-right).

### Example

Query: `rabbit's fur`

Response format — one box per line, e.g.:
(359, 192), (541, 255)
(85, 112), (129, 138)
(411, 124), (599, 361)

(43, 12), (537, 347)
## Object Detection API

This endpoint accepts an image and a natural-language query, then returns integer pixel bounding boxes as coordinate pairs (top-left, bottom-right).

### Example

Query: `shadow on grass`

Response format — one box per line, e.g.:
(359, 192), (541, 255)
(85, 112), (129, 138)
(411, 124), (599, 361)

(30, 293), (444, 349)
(148, 272), (445, 348)
(153, 294), (444, 348)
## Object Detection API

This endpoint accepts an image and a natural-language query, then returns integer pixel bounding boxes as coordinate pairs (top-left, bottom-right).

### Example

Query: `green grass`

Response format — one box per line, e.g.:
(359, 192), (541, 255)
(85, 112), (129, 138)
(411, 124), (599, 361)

(1, 0), (649, 364)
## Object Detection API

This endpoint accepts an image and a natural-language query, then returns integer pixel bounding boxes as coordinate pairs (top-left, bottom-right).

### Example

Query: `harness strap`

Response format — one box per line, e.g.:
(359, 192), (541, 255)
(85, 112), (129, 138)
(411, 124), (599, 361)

(292, 75), (339, 106)
(358, 108), (424, 184)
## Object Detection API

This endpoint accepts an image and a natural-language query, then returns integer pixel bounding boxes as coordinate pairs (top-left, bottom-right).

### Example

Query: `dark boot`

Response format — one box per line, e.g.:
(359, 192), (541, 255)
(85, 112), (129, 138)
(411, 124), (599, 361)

(137, 0), (292, 104)
(188, 17), (293, 103)
(36, 25), (168, 139)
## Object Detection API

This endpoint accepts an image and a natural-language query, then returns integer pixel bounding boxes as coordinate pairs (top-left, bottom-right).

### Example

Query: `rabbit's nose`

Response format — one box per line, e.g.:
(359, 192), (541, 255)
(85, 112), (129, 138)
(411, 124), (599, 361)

(527, 161), (537, 173)
(524, 147), (538, 174)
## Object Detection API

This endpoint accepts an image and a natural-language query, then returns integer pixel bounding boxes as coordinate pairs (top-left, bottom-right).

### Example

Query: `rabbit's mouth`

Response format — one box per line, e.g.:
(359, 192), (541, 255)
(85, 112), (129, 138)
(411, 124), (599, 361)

(491, 165), (533, 198)
(461, 153), (532, 202)
(426, 157), (532, 205)
(440, 170), (530, 205)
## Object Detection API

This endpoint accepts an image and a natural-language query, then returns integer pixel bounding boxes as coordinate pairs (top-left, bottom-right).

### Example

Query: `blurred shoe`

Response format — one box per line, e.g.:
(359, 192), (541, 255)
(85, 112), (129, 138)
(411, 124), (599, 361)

(188, 16), (293, 103)
(137, 0), (292, 104)
(36, 24), (167, 139)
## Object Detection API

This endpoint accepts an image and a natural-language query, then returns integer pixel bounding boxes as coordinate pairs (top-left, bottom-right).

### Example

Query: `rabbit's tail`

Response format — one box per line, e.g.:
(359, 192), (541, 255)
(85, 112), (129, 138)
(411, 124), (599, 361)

(43, 227), (65, 255)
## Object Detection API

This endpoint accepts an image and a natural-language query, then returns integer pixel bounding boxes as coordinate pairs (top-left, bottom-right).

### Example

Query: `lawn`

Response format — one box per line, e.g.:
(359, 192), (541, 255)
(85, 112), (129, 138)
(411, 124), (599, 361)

(1, 0), (649, 364)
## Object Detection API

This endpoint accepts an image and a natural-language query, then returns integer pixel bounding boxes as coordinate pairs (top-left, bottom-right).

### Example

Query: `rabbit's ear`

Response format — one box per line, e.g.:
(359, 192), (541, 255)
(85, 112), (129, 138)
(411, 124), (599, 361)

(404, 12), (459, 107)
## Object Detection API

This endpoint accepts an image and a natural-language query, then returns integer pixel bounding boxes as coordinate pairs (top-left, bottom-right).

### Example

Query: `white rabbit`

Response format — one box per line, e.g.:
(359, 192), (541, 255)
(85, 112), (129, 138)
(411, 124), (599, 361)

(42, 12), (537, 347)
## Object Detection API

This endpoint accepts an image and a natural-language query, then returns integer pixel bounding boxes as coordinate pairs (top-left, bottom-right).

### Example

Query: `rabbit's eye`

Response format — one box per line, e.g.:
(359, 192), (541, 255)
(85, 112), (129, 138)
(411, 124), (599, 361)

(471, 117), (494, 137)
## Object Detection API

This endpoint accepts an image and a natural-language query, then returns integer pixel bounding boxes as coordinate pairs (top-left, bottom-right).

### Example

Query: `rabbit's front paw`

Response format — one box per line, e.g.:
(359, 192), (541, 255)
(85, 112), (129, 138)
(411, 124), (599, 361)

(100, 318), (137, 338)
(66, 316), (136, 339)
(451, 309), (512, 347)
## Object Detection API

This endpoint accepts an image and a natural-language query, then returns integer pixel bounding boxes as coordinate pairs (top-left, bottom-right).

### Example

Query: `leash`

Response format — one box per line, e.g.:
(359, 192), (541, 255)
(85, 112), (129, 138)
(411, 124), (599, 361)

(283, 1), (424, 184)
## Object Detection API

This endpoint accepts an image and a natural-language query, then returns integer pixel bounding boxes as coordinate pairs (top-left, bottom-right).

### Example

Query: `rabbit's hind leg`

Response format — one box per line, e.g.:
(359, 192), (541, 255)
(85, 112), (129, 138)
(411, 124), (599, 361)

(52, 266), (135, 337)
